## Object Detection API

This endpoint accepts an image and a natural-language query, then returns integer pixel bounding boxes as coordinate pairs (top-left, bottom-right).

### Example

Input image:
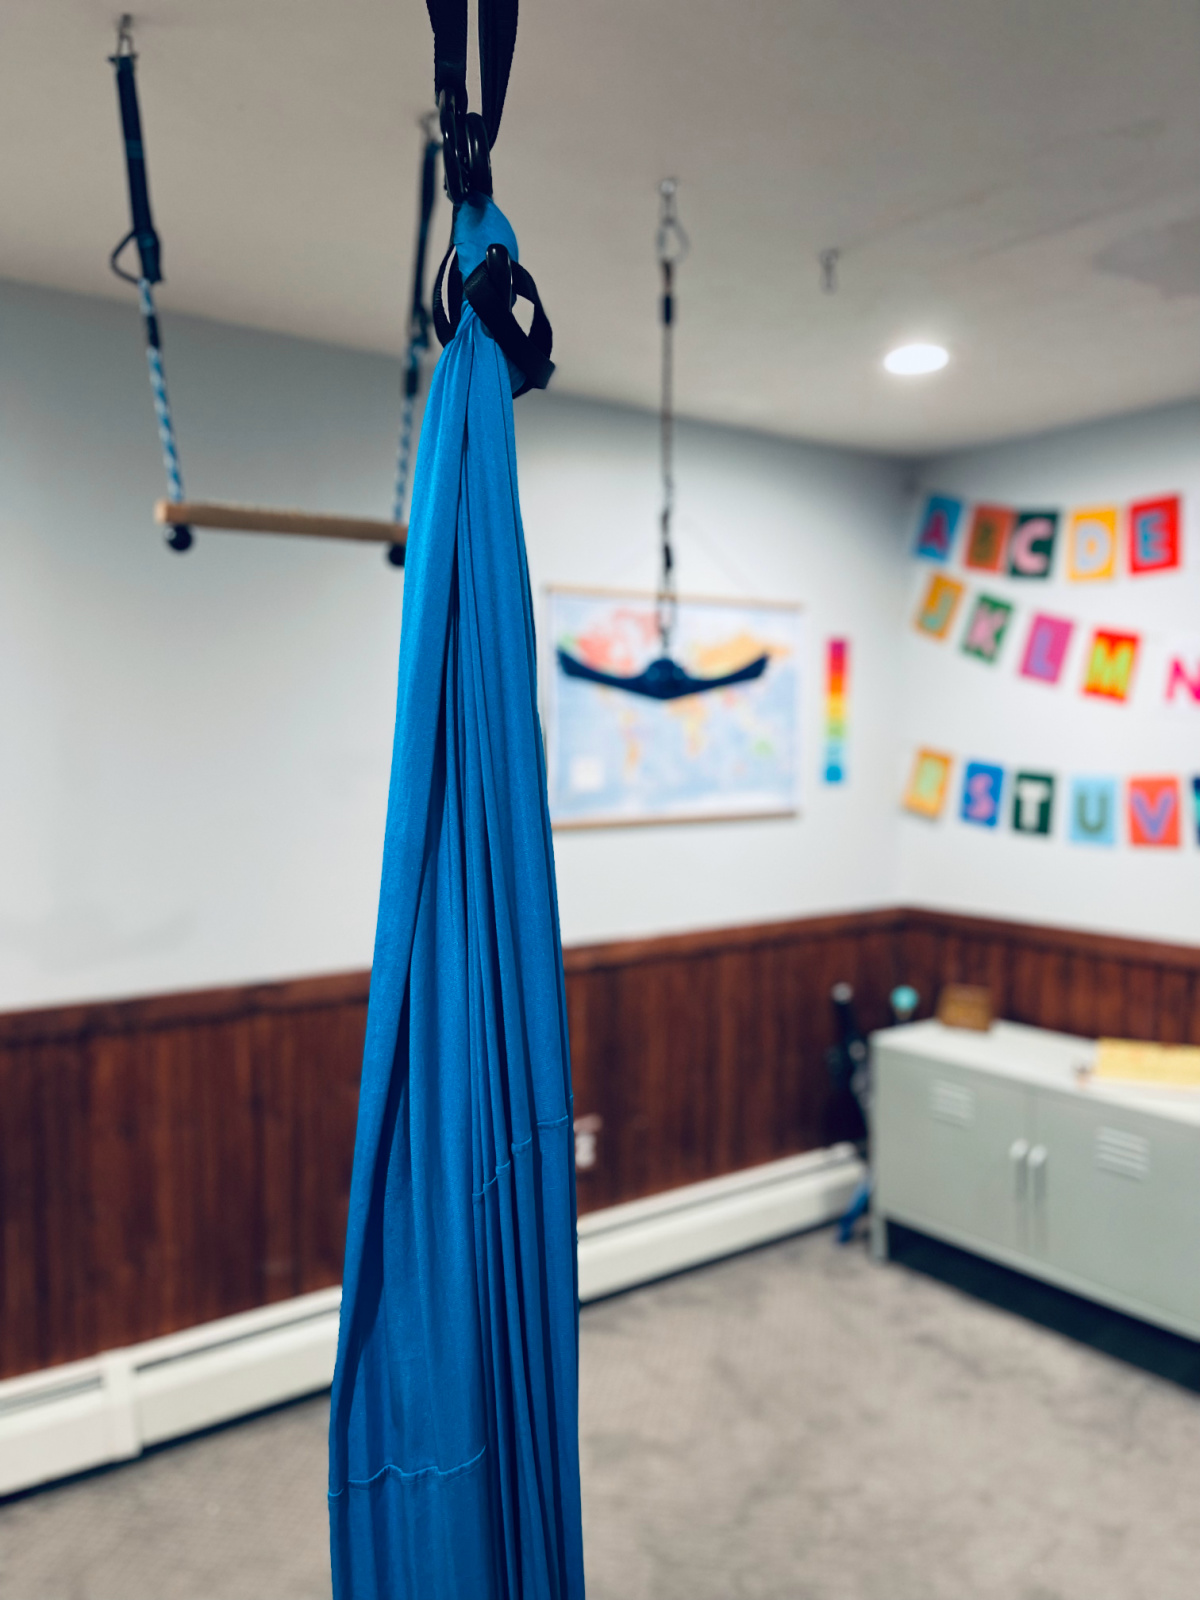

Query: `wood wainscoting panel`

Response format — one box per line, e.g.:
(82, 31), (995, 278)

(896, 910), (1200, 1046)
(4, 908), (1200, 1378)
(0, 976), (368, 1381)
(562, 910), (904, 1215)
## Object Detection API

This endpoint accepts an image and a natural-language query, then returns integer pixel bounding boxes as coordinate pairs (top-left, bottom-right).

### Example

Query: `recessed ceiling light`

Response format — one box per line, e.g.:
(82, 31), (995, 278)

(884, 342), (949, 376)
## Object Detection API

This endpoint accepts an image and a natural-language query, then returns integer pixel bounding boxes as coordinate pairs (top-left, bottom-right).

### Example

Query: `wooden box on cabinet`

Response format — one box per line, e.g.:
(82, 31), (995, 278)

(871, 1019), (1200, 1340)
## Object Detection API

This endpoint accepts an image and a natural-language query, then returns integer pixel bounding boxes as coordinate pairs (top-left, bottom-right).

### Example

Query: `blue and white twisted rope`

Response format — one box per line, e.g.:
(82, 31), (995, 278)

(390, 382), (416, 527)
(138, 277), (185, 504)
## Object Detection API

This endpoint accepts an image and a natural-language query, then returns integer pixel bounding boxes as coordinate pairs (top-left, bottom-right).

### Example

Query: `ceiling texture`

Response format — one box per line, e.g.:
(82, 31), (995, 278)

(3, 0), (1199, 453)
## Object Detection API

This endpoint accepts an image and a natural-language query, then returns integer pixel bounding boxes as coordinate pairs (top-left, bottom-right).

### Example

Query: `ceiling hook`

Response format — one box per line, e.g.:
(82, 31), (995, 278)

(114, 12), (135, 58)
(656, 177), (690, 266)
(820, 247), (840, 293)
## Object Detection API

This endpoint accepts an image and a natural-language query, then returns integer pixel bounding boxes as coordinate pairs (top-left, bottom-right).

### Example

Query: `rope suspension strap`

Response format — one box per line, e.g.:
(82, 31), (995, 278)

(388, 119), (442, 567)
(655, 178), (689, 654)
(555, 179), (767, 701)
(425, 0), (555, 392)
(139, 279), (185, 505)
(109, 16), (192, 553)
(426, 0), (516, 204)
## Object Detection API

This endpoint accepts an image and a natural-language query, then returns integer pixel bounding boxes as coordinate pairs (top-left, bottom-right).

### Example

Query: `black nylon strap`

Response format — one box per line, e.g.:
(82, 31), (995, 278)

(409, 135), (440, 343)
(425, 0), (517, 147)
(425, 0), (466, 101)
(477, 0), (518, 146)
(432, 243), (554, 398)
(464, 245), (553, 396)
(109, 50), (162, 285)
(432, 243), (463, 348)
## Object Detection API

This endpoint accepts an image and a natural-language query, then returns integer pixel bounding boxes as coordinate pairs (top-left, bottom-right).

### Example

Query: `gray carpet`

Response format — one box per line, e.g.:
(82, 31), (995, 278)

(4, 1229), (1200, 1599)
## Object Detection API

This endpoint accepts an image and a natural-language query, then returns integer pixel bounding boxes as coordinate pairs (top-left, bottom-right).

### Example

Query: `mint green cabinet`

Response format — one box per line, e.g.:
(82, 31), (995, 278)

(872, 1020), (1200, 1342)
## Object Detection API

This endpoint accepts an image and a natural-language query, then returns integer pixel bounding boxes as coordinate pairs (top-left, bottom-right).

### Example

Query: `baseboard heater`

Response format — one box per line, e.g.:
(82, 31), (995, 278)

(0, 1144), (861, 1497)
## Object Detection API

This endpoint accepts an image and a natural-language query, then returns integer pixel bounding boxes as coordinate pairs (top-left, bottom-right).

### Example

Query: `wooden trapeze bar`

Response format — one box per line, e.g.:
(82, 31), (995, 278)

(155, 500), (407, 546)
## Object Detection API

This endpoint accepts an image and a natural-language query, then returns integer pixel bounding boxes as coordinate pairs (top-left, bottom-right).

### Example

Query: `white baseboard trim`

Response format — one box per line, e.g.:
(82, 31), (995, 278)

(0, 1287), (343, 1499)
(576, 1143), (863, 1301)
(0, 1145), (861, 1497)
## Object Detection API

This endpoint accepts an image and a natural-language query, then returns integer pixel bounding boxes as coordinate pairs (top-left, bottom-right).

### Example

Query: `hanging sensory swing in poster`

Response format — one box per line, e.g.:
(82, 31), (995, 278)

(545, 587), (803, 828)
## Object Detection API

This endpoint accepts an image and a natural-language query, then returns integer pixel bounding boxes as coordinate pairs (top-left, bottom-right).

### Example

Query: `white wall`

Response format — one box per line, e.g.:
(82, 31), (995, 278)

(0, 280), (911, 1011)
(895, 401), (1200, 945)
(518, 393), (910, 945)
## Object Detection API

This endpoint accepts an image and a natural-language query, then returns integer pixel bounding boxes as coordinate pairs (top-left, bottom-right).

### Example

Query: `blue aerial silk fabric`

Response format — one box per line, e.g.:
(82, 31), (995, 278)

(328, 197), (586, 1600)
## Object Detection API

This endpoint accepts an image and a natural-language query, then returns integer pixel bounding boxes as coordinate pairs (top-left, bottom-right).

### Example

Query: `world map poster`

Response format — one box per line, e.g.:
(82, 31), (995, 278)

(544, 588), (803, 828)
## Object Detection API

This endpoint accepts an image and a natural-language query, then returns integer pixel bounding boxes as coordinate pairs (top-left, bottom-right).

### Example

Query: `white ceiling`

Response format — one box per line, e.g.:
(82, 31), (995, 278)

(3, 0), (1199, 453)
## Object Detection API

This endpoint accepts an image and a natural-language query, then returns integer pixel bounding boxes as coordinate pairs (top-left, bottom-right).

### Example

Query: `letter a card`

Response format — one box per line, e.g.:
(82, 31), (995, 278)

(914, 495), (963, 562)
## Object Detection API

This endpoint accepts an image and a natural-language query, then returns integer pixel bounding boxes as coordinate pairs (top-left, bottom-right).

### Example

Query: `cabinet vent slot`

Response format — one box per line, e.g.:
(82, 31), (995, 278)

(1095, 1126), (1150, 1180)
(930, 1080), (974, 1126)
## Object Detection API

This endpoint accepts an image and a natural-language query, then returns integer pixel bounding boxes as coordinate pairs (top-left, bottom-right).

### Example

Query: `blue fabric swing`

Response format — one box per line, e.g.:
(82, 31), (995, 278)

(326, 194), (585, 1599)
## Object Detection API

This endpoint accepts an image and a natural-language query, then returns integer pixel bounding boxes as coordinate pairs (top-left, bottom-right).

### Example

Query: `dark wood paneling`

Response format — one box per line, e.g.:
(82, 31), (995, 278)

(0, 976), (368, 1380)
(562, 909), (904, 1213)
(4, 909), (1200, 1379)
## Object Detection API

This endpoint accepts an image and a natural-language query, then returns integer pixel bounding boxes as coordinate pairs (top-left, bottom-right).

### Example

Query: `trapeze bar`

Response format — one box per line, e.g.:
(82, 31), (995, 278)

(154, 500), (407, 545)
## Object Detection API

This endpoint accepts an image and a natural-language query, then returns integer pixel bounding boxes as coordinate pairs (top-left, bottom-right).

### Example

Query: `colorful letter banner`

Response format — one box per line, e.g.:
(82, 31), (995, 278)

(1007, 512), (1059, 579)
(961, 762), (1004, 827)
(964, 506), (1014, 572)
(914, 489), (1184, 581)
(1129, 496), (1181, 575)
(1083, 630), (1140, 702)
(1166, 656), (1200, 704)
(904, 749), (953, 819)
(1012, 771), (1055, 835)
(914, 496), (963, 562)
(1067, 507), (1117, 582)
(1019, 613), (1074, 684)
(961, 595), (1013, 663)
(1128, 777), (1181, 847)
(823, 638), (849, 783)
(905, 748), (1200, 853)
(1068, 777), (1117, 846)
(915, 574), (965, 639)
(912, 574), (1200, 707)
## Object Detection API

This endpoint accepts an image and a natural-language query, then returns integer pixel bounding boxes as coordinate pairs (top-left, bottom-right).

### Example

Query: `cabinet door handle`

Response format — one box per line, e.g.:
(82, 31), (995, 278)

(1027, 1144), (1048, 1204)
(1009, 1138), (1030, 1200)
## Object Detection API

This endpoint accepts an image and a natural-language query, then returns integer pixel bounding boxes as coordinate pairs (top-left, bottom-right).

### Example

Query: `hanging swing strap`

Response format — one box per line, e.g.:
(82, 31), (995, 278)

(405, 129), (441, 385)
(108, 18), (191, 548)
(425, 0), (517, 202)
(391, 125), (442, 536)
(108, 20), (162, 287)
(432, 242), (554, 396)
(424, 0), (554, 392)
(139, 277), (185, 505)
(655, 179), (689, 651)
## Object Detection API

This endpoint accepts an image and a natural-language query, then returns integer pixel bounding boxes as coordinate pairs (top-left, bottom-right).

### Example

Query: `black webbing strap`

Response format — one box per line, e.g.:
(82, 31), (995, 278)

(404, 133), (441, 398)
(476, 0), (518, 148)
(425, 0), (518, 148)
(432, 242), (553, 397)
(464, 246), (553, 395)
(431, 244), (464, 349)
(109, 44), (162, 285)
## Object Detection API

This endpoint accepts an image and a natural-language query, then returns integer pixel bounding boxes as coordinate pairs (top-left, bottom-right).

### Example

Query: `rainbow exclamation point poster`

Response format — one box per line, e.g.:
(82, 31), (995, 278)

(824, 638), (849, 783)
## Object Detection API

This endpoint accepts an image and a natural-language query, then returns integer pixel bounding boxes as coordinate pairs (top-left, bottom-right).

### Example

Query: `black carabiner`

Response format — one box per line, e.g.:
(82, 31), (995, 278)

(438, 85), (492, 205)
